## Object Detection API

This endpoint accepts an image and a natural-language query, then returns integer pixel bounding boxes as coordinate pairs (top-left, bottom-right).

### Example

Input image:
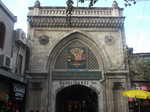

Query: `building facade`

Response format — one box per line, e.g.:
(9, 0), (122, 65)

(127, 51), (150, 112)
(0, 1), (29, 112)
(27, 1), (129, 112)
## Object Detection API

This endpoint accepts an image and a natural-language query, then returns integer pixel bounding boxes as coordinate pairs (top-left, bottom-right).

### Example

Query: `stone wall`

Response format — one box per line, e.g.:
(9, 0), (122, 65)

(29, 29), (126, 73)
(27, 2), (129, 112)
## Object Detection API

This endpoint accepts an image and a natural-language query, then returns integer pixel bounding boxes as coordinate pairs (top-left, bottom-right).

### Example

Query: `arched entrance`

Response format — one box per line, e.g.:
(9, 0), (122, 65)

(56, 85), (98, 112)
(47, 32), (106, 112)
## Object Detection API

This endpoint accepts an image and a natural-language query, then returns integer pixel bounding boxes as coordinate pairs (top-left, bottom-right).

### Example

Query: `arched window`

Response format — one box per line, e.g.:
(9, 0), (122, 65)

(0, 22), (6, 48)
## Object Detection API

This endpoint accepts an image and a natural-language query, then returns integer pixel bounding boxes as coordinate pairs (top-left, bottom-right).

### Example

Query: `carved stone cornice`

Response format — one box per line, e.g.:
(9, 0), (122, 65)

(28, 16), (125, 28)
(28, 7), (125, 28)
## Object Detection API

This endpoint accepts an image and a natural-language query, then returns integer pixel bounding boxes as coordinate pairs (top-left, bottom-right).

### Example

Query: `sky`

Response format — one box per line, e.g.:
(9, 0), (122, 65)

(1, 0), (150, 53)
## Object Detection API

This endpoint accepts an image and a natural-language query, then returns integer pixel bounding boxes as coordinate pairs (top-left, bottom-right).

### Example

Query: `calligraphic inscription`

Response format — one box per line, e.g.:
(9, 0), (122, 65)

(52, 71), (102, 80)
(67, 47), (87, 69)
(59, 80), (89, 87)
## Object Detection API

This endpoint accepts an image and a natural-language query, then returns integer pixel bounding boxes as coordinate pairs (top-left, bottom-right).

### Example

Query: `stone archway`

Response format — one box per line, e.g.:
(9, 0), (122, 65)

(56, 85), (98, 112)
(47, 32), (106, 112)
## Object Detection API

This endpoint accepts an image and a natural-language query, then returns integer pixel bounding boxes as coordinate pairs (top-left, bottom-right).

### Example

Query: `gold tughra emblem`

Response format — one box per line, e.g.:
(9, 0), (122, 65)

(67, 48), (86, 68)
(70, 48), (84, 61)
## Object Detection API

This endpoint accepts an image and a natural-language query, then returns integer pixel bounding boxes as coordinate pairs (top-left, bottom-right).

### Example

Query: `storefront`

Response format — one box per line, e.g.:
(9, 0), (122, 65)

(11, 83), (26, 112)
(129, 81), (150, 112)
(0, 77), (26, 112)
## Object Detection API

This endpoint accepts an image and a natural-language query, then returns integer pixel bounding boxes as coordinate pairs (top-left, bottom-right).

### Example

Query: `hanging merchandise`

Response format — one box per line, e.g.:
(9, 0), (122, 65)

(0, 92), (9, 101)
(140, 85), (150, 91)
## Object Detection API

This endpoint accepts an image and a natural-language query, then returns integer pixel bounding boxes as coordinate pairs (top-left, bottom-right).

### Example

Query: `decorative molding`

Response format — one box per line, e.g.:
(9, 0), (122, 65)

(28, 7), (124, 28)
(52, 71), (102, 80)
(38, 35), (49, 45)
(28, 16), (125, 28)
(105, 35), (115, 45)
(28, 7), (123, 17)
(38, 8), (112, 17)
(34, 27), (120, 32)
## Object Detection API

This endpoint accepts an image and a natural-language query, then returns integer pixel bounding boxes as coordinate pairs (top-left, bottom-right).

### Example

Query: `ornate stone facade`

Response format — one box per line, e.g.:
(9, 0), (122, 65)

(26, 1), (129, 112)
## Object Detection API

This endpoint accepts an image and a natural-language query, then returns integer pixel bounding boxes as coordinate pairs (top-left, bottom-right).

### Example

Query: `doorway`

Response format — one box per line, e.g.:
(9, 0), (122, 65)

(56, 85), (98, 112)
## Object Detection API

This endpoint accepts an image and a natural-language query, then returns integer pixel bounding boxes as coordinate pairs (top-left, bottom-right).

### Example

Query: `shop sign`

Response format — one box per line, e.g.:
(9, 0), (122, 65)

(13, 84), (25, 100)
(59, 80), (89, 87)
(13, 84), (25, 94)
